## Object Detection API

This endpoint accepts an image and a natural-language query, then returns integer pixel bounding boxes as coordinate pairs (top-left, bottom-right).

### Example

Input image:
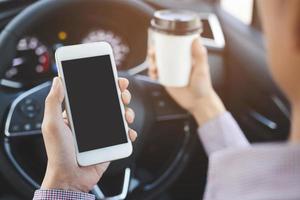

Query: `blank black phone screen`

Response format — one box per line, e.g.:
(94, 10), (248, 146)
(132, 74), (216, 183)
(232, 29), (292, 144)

(61, 55), (127, 152)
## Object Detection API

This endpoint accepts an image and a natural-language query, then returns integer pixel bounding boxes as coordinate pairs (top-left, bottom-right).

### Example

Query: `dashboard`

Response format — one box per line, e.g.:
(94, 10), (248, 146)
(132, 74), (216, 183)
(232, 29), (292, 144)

(3, 27), (130, 89)
(0, 3), (224, 91)
(0, 0), (149, 90)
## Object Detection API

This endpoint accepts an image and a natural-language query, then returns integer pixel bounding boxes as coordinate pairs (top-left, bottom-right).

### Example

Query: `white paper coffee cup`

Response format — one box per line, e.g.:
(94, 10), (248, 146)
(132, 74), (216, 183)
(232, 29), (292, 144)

(149, 10), (202, 87)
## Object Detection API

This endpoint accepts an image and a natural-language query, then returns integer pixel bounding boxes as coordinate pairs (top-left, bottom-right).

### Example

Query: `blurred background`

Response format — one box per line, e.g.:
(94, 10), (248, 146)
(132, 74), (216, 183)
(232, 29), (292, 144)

(0, 1), (289, 200)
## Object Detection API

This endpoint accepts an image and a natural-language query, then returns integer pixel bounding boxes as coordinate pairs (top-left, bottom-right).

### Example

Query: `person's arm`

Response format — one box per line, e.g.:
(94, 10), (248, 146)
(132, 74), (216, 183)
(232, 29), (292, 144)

(189, 89), (250, 155)
(33, 77), (137, 199)
(197, 111), (250, 156)
(187, 84), (249, 155)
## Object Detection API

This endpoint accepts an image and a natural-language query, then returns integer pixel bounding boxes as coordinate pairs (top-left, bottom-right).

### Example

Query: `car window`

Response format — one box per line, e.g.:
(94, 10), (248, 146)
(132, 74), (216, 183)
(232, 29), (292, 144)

(220, 0), (254, 25)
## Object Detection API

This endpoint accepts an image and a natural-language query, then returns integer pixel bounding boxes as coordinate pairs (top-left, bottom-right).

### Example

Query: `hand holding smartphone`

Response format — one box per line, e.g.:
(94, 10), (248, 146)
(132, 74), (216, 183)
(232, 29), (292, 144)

(55, 42), (132, 166)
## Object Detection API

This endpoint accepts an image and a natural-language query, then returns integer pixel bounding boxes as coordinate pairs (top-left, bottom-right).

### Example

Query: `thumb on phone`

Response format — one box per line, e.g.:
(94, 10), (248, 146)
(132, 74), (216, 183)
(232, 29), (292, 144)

(42, 77), (65, 142)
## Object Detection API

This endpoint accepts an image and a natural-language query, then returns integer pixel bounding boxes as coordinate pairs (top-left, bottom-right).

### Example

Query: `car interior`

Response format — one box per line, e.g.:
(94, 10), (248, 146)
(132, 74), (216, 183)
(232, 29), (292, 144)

(0, 0), (290, 200)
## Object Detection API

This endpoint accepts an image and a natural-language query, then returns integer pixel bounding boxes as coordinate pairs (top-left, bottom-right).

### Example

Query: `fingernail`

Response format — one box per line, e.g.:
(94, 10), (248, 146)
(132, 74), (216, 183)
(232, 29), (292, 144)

(124, 90), (130, 99)
(51, 77), (58, 90)
(132, 131), (137, 140)
(130, 130), (137, 141)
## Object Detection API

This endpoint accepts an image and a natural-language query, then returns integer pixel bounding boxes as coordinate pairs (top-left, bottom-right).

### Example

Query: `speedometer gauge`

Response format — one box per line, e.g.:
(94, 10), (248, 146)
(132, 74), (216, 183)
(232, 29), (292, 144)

(4, 37), (51, 88)
(81, 29), (130, 67)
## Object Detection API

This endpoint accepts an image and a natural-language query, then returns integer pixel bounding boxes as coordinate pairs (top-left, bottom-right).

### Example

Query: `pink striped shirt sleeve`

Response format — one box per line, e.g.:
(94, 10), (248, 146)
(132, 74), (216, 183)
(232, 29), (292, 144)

(197, 111), (300, 200)
(198, 111), (250, 155)
(33, 189), (95, 200)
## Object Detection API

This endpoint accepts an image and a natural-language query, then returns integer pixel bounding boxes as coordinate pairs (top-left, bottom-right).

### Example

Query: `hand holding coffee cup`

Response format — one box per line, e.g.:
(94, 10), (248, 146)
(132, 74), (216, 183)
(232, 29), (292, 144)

(149, 10), (202, 87)
(148, 10), (225, 126)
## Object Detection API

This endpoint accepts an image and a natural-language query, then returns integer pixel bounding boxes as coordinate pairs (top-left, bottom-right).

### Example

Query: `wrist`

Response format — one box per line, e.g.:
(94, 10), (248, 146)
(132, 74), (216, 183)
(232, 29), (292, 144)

(191, 92), (226, 127)
(41, 169), (87, 192)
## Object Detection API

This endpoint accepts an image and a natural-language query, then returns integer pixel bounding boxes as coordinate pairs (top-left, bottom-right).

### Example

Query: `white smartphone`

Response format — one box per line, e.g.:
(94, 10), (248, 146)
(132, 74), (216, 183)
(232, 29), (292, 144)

(55, 42), (132, 166)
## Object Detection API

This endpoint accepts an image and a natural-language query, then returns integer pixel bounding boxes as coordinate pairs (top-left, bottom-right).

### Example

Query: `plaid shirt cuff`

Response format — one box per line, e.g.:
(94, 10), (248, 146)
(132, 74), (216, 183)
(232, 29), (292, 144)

(33, 189), (95, 200)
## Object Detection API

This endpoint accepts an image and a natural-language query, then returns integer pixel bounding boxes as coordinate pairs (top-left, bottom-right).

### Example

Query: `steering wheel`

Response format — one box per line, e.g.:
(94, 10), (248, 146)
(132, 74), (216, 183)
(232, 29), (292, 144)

(0, 0), (197, 199)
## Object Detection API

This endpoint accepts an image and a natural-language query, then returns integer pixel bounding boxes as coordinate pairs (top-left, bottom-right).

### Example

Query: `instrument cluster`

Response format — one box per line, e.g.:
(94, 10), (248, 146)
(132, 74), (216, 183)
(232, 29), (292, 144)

(2, 28), (131, 89)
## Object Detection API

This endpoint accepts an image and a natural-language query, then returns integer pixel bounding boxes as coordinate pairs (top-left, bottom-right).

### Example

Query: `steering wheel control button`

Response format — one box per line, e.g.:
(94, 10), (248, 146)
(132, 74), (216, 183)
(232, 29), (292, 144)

(158, 100), (166, 108)
(35, 122), (42, 130)
(155, 96), (188, 121)
(5, 82), (51, 138)
(24, 123), (32, 131)
(24, 98), (33, 104)
(10, 124), (21, 133)
(148, 85), (188, 121)
(151, 90), (162, 97)
(19, 98), (40, 119)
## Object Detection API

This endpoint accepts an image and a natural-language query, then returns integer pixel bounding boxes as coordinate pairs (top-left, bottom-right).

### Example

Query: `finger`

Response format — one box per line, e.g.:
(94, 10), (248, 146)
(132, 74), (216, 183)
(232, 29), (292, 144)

(190, 38), (209, 78)
(148, 47), (155, 58)
(148, 48), (156, 67)
(125, 107), (135, 124)
(129, 129), (137, 142)
(148, 49), (158, 80)
(118, 78), (129, 92)
(148, 64), (158, 80)
(192, 37), (208, 66)
(61, 110), (71, 127)
(42, 77), (65, 133)
(121, 89), (131, 105)
(62, 110), (67, 119)
(63, 118), (70, 127)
